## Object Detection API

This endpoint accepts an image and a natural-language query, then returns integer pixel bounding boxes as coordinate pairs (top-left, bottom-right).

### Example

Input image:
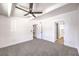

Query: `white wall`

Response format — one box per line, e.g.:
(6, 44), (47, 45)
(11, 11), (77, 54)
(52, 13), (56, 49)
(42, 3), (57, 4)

(42, 20), (56, 42)
(36, 9), (79, 52)
(36, 20), (56, 42)
(51, 10), (79, 49)
(0, 16), (33, 48)
(64, 10), (79, 51)
(0, 16), (10, 47)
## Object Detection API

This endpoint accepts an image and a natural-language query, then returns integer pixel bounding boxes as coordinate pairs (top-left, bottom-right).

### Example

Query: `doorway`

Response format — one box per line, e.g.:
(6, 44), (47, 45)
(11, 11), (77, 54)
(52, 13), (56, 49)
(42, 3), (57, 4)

(55, 21), (64, 45)
(33, 24), (37, 39)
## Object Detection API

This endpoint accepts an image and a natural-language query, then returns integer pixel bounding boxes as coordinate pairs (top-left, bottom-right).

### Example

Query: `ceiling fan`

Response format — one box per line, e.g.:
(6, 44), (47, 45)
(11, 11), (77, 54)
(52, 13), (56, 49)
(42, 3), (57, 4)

(15, 3), (43, 18)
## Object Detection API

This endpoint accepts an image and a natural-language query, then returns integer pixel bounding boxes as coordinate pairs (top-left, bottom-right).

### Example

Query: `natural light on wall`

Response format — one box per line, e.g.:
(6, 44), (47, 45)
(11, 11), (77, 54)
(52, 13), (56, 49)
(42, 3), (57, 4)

(8, 3), (12, 16)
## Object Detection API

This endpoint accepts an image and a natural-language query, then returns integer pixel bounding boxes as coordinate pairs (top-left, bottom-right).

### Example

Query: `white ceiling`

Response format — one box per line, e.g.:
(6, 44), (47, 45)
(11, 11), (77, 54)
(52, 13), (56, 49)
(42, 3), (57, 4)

(0, 3), (79, 19)
(12, 3), (56, 18)
(34, 3), (79, 20)
(17, 3), (56, 12)
(0, 3), (66, 17)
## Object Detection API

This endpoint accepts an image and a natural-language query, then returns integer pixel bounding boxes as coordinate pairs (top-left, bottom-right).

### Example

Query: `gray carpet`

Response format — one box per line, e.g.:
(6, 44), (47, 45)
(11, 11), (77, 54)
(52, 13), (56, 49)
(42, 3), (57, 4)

(0, 39), (78, 56)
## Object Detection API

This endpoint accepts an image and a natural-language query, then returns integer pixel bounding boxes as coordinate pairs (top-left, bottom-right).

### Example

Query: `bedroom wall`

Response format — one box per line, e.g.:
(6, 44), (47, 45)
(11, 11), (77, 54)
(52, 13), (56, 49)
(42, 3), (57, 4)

(64, 7), (79, 52)
(0, 16), (33, 48)
(36, 20), (56, 42)
(52, 10), (79, 49)
(36, 16), (65, 43)
(36, 9), (79, 52)
(50, 8), (79, 52)
(0, 16), (10, 48)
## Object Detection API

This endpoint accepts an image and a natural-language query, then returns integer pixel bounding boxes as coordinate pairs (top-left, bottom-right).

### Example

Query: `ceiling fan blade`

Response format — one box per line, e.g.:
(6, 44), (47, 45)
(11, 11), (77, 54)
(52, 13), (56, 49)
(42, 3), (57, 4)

(16, 6), (29, 12)
(32, 12), (43, 14)
(24, 13), (29, 16)
(31, 13), (36, 18)
(29, 3), (33, 12)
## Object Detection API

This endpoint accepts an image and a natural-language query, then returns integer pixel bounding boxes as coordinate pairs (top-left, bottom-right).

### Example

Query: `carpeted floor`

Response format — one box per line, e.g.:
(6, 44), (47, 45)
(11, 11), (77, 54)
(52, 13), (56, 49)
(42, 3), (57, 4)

(0, 39), (78, 56)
